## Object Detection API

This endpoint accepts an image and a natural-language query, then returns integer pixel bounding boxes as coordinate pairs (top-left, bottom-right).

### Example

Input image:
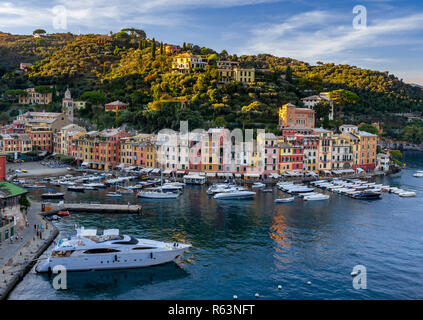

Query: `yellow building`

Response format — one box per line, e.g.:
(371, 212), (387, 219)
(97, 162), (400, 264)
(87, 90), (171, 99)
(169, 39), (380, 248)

(313, 128), (333, 173)
(217, 61), (255, 84)
(18, 88), (52, 105)
(278, 142), (293, 172)
(233, 68), (255, 84)
(172, 52), (208, 73)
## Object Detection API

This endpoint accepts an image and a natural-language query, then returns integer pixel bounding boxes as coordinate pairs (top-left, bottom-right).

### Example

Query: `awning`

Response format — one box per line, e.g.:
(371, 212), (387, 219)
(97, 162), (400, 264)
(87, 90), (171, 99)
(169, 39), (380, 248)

(176, 170), (186, 174)
(323, 170), (331, 174)
(245, 173), (260, 178)
(234, 173), (242, 178)
(356, 168), (364, 173)
(206, 172), (216, 177)
(217, 173), (225, 177)
(81, 162), (89, 166)
(269, 173), (279, 178)
(117, 163), (125, 169)
(225, 173), (233, 177)
(144, 168), (153, 173)
(162, 169), (172, 174)
(151, 168), (160, 174)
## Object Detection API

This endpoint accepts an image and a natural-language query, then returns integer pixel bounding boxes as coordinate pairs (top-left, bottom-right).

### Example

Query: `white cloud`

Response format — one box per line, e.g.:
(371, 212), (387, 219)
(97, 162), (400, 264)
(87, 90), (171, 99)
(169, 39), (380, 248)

(242, 10), (423, 63)
(0, 0), (282, 32)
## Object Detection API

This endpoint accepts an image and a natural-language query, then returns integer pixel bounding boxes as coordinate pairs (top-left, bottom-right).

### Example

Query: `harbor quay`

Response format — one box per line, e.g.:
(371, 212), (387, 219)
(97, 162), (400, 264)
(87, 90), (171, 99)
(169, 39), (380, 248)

(0, 200), (58, 300)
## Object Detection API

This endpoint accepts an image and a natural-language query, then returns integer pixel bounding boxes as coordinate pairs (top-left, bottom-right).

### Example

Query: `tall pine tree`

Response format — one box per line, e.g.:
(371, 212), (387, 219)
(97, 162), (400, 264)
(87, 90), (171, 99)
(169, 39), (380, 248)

(151, 38), (156, 60)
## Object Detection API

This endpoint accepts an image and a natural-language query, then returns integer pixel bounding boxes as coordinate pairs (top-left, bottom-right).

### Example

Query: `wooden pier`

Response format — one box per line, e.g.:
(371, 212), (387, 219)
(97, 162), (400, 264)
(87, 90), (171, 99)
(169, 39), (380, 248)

(41, 203), (142, 215)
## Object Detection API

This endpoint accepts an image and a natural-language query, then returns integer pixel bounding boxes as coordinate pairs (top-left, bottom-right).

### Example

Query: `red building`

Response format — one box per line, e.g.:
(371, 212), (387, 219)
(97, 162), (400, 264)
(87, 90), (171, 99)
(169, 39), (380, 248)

(105, 101), (129, 112)
(0, 155), (6, 181)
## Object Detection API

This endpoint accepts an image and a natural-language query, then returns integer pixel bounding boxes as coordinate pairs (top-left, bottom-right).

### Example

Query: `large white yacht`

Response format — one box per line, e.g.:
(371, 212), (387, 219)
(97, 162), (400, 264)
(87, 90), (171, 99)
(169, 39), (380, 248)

(35, 227), (191, 273)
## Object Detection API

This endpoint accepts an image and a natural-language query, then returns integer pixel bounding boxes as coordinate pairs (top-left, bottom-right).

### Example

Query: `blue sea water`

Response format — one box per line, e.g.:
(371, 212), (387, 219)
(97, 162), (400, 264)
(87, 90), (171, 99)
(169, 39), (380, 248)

(8, 152), (423, 300)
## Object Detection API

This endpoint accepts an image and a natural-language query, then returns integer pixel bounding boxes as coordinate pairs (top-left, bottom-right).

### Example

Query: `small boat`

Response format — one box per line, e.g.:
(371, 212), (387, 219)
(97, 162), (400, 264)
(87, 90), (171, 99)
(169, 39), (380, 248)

(353, 190), (382, 200)
(413, 171), (423, 178)
(262, 189), (273, 193)
(214, 191), (255, 200)
(57, 210), (70, 217)
(274, 197), (294, 203)
(35, 227), (191, 272)
(304, 194), (330, 201)
(68, 186), (85, 192)
(137, 191), (180, 199)
(107, 192), (122, 197)
(41, 192), (65, 199)
(117, 188), (133, 194)
(399, 191), (416, 197)
(252, 182), (266, 189)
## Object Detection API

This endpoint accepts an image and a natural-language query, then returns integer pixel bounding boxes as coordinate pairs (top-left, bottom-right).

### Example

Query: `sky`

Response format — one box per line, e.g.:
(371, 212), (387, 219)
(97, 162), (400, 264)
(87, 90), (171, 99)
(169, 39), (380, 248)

(1, 0), (423, 85)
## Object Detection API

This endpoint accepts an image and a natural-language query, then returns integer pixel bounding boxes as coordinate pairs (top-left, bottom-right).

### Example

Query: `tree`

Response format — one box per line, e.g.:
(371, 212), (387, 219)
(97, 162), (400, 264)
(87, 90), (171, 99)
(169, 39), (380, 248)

(33, 29), (46, 35)
(80, 91), (106, 106)
(0, 112), (10, 125)
(151, 38), (156, 60)
(403, 125), (423, 144)
(285, 66), (293, 82)
(358, 123), (379, 135)
(214, 116), (227, 127)
(160, 42), (164, 55)
(35, 85), (53, 94)
(314, 102), (330, 121)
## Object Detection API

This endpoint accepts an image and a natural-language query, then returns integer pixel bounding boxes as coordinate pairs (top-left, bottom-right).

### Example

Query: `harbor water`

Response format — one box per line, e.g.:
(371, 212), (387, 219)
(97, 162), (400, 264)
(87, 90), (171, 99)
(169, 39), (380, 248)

(8, 152), (423, 300)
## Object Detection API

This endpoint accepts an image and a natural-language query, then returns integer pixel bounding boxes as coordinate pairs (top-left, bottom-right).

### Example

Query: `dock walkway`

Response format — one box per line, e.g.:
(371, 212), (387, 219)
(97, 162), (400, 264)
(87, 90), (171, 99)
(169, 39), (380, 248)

(41, 203), (142, 215)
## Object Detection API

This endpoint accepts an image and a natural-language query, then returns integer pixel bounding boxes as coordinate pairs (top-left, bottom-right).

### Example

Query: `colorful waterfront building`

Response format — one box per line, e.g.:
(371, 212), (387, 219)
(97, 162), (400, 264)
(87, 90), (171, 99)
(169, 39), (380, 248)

(300, 133), (320, 173)
(29, 127), (53, 153)
(263, 133), (279, 176)
(313, 128), (333, 174)
(53, 124), (86, 156)
(331, 134), (353, 170)
(0, 133), (32, 154)
(353, 130), (378, 171)
(75, 129), (130, 171)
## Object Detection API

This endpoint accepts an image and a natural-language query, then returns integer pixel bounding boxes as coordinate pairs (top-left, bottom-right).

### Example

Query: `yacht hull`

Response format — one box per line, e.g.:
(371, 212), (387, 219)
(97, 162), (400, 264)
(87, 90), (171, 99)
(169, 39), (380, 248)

(36, 247), (188, 273)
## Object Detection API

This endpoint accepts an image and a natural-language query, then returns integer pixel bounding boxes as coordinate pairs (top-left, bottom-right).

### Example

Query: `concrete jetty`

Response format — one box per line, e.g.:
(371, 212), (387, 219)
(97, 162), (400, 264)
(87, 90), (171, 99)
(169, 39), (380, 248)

(41, 203), (142, 215)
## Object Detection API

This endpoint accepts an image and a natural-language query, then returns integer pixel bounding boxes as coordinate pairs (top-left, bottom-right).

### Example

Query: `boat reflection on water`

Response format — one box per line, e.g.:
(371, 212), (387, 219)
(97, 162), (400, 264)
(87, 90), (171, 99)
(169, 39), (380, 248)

(42, 262), (189, 299)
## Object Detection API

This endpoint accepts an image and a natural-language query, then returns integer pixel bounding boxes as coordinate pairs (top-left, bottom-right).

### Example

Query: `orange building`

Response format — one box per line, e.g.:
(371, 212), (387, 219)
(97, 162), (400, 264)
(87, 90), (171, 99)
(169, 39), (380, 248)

(353, 131), (378, 171)
(29, 127), (52, 153)
(75, 129), (130, 171)
(278, 103), (315, 129)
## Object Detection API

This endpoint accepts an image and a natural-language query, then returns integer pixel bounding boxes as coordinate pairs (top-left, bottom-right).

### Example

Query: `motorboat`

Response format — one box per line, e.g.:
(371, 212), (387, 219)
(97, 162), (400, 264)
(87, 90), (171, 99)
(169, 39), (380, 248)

(399, 191), (416, 197)
(35, 227), (191, 272)
(274, 197), (294, 203)
(68, 186), (85, 192)
(252, 182), (266, 189)
(57, 210), (70, 217)
(214, 190), (255, 200)
(353, 190), (382, 200)
(41, 192), (65, 199)
(304, 194), (330, 201)
(207, 184), (244, 195)
(261, 189), (273, 193)
(117, 188), (134, 194)
(137, 191), (180, 199)
(413, 171), (423, 178)
(107, 192), (122, 197)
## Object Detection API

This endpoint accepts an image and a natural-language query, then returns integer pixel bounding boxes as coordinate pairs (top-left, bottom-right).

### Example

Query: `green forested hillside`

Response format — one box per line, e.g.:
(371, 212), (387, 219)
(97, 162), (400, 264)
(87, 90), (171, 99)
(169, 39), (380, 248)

(0, 31), (422, 142)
